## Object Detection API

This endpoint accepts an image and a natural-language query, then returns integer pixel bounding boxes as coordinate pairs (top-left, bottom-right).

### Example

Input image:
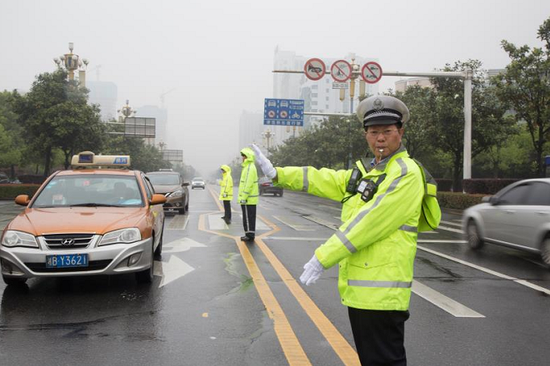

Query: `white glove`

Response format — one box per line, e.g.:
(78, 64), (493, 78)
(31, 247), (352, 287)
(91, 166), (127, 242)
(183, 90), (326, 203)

(299, 255), (324, 286)
(240, 199), (247, 204)
(251, 144), (277, 179)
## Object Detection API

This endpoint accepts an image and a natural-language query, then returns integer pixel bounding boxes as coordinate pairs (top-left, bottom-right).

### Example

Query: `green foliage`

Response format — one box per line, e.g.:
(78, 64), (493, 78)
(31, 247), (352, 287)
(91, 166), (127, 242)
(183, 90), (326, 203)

(472, 128), (533, 178)
(102, 134), (169, 173)
(270, 116), (367, 168)
(429, 60), (517, 190)
(0, 184), (40, 200)
(493, 16), (550, 177)
(393, 86), (437, 160)
(13, 70), (106, 176)
(0, 91), (23, 172)
(437, 192), (486, 210)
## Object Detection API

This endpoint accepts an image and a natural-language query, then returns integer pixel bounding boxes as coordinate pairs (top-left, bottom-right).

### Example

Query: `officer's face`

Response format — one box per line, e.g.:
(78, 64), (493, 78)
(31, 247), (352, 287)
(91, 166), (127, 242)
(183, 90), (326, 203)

(365, 124), (404, 161)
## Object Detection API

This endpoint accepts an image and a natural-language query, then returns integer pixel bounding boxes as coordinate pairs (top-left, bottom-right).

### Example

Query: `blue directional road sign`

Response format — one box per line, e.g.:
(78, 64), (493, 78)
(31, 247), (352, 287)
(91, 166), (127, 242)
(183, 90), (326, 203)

(264, 98), (304, 126)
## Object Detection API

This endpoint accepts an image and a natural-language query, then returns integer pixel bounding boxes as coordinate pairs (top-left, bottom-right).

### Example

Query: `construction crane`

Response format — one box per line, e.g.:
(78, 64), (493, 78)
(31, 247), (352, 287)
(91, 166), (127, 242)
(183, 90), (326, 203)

(160, 88), (176, 109)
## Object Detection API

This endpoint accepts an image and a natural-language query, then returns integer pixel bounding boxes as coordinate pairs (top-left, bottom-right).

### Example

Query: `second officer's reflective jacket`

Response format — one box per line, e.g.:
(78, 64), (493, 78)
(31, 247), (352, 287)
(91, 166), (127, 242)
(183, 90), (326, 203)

(238, 148), (259, 205)
(219, 165), (233, 201)
(275, 145), (430, 311)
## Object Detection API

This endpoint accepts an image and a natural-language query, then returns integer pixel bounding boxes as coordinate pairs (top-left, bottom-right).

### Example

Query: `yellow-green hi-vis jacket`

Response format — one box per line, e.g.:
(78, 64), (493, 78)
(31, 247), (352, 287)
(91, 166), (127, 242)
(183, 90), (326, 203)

(275, 145), (430, 311)
(219, 165), (233, 201)
(238, 147), (259, 205)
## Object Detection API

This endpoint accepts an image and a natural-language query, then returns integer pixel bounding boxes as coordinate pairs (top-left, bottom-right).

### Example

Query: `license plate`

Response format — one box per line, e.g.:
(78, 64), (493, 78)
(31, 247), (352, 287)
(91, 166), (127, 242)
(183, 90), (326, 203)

(46, 254), (89, 268)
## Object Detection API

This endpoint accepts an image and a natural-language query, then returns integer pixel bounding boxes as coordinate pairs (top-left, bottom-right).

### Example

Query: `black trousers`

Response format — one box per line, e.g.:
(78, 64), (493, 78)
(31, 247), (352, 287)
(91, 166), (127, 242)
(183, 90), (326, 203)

(222, 200), (231, 220)
(348, 307), (409, 366)
(241, 204), (256, 238)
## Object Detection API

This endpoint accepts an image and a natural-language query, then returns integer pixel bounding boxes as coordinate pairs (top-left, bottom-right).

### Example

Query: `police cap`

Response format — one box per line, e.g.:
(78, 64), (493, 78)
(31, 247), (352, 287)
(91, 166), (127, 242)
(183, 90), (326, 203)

(356, 95), (410, 129)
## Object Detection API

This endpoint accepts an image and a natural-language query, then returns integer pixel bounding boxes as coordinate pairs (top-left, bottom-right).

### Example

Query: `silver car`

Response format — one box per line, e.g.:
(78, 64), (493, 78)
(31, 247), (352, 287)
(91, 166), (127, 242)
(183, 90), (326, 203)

(463, 178), (550, 265)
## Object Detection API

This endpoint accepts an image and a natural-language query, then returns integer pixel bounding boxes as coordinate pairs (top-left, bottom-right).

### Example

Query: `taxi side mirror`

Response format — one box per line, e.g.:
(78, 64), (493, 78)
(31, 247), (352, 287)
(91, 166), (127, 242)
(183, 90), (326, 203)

(183, 182), (190, 187)
(150, 193), (167, 206)
(15, 194), (30, 206)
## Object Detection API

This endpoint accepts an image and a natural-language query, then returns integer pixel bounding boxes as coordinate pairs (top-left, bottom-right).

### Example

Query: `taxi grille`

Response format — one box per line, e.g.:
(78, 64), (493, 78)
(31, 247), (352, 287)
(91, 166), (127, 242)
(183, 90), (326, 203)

(43, 234), (95, 250)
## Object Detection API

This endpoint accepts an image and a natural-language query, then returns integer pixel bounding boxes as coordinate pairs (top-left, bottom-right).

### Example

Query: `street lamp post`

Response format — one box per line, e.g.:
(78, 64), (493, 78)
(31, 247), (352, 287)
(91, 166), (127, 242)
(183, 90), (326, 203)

(53, 42), (88, 87)
(262, 129), (274, 151)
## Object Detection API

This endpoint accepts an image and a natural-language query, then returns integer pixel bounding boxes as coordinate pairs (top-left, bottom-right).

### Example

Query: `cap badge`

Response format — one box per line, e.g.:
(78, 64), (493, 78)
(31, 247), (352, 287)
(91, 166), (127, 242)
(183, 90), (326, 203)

(373, 98), (384, 111)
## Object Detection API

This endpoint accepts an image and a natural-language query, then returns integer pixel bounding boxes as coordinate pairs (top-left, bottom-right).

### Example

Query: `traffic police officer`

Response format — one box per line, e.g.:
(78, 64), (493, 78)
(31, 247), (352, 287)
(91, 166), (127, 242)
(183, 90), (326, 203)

(219, 164), (233, 225)
(252, 95), (440, 365)
(238, 147), (259, 242)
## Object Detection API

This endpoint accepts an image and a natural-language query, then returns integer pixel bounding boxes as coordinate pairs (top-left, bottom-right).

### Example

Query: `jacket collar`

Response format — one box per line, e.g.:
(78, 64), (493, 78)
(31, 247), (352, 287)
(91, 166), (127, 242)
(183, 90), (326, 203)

(365, 144), (408, 172)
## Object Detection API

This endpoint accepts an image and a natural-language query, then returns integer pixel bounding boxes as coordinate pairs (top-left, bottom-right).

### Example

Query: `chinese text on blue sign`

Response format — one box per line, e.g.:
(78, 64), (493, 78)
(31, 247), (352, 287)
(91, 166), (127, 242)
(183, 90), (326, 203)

(264, 99), (304, 126)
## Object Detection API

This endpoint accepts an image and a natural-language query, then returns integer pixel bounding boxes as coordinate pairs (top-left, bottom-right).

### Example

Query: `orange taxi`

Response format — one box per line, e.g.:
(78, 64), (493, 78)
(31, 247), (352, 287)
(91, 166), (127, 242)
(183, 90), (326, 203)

(0, 152), (166, 286)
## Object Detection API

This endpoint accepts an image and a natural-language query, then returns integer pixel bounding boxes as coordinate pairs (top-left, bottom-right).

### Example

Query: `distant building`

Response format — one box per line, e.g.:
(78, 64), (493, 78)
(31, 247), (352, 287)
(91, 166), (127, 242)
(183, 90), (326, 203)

(86, 81), (118, 121)
(238, 111), (264, 150)
(395, 77), (433, 93)
(135, 105), (168, 147)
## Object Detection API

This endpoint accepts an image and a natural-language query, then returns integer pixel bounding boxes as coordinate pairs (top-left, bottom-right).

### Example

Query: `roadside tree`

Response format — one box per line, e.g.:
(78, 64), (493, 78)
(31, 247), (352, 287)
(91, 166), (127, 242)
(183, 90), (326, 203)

(430, 60), (517, 190)
(493, 17), (550, 177)
(13, 70), (105, 176)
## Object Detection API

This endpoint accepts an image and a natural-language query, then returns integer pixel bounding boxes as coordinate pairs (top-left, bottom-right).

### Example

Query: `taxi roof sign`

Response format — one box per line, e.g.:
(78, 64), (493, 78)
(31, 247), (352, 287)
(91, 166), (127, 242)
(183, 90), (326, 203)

(71, 151), (131, 167)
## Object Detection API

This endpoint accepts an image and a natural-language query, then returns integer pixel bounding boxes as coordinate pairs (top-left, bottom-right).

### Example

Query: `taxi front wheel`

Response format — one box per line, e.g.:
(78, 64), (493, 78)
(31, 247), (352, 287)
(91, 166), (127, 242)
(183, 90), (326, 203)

(136, 242), (155, 284)
(2, 275), (27, 286)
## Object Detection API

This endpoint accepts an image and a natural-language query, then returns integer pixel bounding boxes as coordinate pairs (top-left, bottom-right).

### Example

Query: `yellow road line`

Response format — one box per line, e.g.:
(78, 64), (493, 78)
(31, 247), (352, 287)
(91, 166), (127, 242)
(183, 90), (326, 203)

(207, 186), (225, 211)
(256, 217), (360, 366)
(203, 186), (359, 365)
(199, 213), (311, 365)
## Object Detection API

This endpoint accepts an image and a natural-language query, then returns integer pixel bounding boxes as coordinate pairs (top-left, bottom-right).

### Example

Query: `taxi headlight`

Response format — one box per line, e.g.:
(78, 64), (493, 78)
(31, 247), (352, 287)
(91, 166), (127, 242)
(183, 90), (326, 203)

(168, 189), (183, 198)
(99, 228), (141, 246)
(2, 230), (38, 248)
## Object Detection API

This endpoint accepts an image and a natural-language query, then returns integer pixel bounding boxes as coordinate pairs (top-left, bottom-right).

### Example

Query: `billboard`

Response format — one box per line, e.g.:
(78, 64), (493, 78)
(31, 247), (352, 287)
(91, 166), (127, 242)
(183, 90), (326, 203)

(163, 149), (183, 163)
(124, 117), (156, 138)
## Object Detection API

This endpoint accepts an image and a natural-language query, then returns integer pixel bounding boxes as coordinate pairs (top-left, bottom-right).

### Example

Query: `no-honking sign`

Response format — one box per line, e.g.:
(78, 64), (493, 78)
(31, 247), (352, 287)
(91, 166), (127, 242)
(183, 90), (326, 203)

(304, 58), (326, 81)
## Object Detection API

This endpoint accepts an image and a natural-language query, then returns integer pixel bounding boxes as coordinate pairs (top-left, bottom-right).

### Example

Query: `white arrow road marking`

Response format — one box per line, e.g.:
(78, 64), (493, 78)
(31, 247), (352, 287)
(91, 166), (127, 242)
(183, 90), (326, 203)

(152, 237), (207, 287)
(154, 255), (195, 288)
(163, 237), (206, 253)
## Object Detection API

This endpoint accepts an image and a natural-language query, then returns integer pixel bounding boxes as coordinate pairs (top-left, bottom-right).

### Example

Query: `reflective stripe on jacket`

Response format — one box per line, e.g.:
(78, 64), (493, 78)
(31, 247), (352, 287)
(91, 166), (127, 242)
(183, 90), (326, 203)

(275, 146), (428, 311)
(219, 165), (233, 201)
(238, 147), (259, 205)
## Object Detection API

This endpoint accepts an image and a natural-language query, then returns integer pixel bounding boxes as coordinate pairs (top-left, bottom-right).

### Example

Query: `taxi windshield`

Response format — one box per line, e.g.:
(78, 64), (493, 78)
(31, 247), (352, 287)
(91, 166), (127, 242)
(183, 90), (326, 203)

(32, 175), (144, 208)
(147, 174), (180, 185)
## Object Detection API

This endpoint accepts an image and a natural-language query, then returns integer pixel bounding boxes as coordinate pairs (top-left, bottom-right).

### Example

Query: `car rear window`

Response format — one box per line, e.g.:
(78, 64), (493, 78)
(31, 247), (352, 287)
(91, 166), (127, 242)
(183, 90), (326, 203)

(32, 175), (144, 208)
(147, 174), (180, 185)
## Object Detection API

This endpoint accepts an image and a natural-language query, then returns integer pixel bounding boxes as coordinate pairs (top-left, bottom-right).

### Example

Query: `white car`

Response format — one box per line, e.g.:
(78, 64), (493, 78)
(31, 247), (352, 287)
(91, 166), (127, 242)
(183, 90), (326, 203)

(462, 178), (550, 265)
(191, 177), (206, 190)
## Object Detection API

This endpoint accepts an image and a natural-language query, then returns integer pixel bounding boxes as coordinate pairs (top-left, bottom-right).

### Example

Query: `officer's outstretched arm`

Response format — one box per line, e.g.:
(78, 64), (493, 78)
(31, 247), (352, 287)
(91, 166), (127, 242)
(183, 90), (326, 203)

(251, 144), (277, 180)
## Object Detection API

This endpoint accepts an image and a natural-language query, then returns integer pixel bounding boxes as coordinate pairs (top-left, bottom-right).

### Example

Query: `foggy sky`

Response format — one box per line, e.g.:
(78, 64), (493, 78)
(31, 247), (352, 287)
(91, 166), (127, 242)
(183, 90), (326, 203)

(1, 0), (549, 176)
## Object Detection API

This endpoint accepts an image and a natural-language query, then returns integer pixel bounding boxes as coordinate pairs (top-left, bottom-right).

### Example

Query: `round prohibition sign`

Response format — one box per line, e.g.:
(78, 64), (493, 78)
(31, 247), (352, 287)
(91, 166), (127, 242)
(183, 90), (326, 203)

(361, 61), (383, 84)
(280, 110), (288, 118)
(304, 58), (326, 81)
(330, 60), (352, 82)
(267, 110), (276, 118)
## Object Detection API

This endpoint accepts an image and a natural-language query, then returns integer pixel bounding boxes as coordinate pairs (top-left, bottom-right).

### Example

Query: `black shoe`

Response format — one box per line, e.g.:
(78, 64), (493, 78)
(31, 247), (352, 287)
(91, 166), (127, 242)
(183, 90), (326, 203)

(220, 216), (226, 220)
(240, 236), (254, 242)
(224, 218), (231, 225)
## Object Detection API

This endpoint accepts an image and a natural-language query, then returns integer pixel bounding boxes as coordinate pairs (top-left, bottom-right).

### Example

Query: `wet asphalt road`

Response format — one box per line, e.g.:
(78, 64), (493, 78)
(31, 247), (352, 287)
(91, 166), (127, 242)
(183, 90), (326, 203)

(0, 188), (549, 365)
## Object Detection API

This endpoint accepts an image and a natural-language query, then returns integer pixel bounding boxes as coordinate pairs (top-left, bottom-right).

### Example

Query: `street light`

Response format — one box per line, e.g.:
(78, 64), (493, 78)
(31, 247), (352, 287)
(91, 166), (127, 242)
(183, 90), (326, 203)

(262, 129), (274, 151)
(53, 42), (88, 87)
(117, 99), (136, 121)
